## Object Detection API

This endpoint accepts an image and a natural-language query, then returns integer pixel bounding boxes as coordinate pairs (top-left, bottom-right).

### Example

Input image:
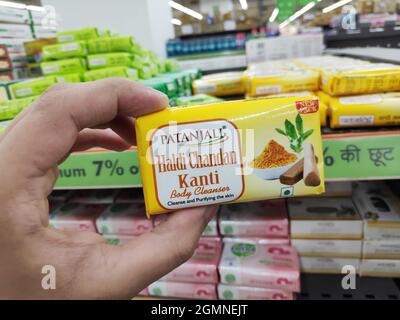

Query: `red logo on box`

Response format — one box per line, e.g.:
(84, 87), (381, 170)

(296, 99), (319, 114)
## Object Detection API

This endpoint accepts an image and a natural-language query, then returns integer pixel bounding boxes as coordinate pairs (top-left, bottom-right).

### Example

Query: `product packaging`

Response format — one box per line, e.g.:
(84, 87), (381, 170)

(0, 96), (37, 121)
(292, 239), (362, 258)
(352, 182), (400, 240)
(288, 197), (363, 240)
(0, 23), (32, 38)
(96, 203), (153, 236)
(57, 27), (99, 43)
(43, 42), (87, 61)
(140, 77), (178, 99)
(323, 182), (353, 197)
(203, 216), (219, 237)
(136, 97), (324, 216)
(300, 257), (360, 274)
(148, 281), (217, 300)
(360, 259), (400, 277)
(321, 63), (400, 96)
(83, 66), (138, 82)
(87, 36), (136, 54)
(219, 242), (300, 292)
(10, 77), (56, 98)
(192, 72), (245, 97)
(218, 284), (293, 300)
(41, 58), (86, 75)
(363, 240), (400, 259)
(0, 82), (13, 102)
(219, 200), (288, 238)
(244, 62), (319, 97)
(55, 73), (82, 83)
(330, 93), (400, 128)
(223, 237), (290, 245)
(161, 248), (220, 284)
(175, 94), (223, 107)
(69, 189), (119, 204)
(49, 203), (106, 232)
(195, 236), (222, 260)
(87, 52), (133, 70)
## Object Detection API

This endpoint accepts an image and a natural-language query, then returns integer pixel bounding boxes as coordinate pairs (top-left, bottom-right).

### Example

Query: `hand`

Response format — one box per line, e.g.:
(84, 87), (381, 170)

(0, 79), (217, 300)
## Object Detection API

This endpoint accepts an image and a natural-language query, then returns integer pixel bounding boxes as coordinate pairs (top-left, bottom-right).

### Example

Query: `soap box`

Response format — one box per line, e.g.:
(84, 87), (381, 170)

(360, 259), (400, 277)
(219, 242), (300, 292)
(161, 248), (220, 284)
(352, 182), (400, 240)
(69, 189), (119, 204)
(292, 239), (362, 258)
(148, 281), (217, 300)
(50, 203), (106, 232)
(219, 200), (288, 238)
(288, 197), (363, 240)
(96, 203), (153, 236)
(300, 257), (360, 274)
(218, 284), (293, 300)
(363, 240), (400, 259)
(223, 237), (290, 245)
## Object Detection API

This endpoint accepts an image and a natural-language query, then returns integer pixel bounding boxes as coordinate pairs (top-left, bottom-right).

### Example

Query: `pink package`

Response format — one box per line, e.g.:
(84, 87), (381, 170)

(115, 188), (144, 204)
(218, 284), (293, 300)
(219, 242), (300, 292)
(219, 200), (288, 238)
(194, 237), (222, 260)
(69, 189), (119, 204)
(161, 246), (221, 284)
(223, 237), (290, 245)
(96, 203), (153, 236)
(138, 288), (149, 297)
(148, 281), (217, 300)
(50, 203), (106, 232)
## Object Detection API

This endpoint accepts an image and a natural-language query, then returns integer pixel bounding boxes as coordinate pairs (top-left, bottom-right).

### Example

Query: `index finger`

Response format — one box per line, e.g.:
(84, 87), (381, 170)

(0, 78), (168, 181)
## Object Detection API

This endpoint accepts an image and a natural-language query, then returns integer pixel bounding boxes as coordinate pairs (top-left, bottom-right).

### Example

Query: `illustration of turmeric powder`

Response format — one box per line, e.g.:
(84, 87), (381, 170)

(252, 140), (297, 169)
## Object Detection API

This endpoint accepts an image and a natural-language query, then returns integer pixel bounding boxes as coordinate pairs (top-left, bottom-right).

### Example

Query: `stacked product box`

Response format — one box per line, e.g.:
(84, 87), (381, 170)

(353, 182), (400, 278)
(289, 197), (363, 275)
(217, 200), (296, 300)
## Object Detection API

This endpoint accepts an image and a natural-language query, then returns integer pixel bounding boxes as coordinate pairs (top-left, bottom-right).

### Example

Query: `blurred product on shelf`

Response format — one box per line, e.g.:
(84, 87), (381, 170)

(360, 260), (400, 278)
(10, 76), (56, 98)
(49, 203), (106, 233)
(175, 94), (223, 107)
(0, 96), (37, 121)
(219, 242), (300, 292)
(41, 58), (87, 75)
(243, 61), (319, 97)
(223, 237), (290, 245)
(147, 281), (217, 300)
(43, 41), (88, 60)
(87, 52), (133, 70)
(69, 189), (119, 204)
(300, 257), (361, 274)
(96, 203), (153, 236)
(329, 93), (400, 128)
(87, 36), (139, 54)
(57, 27), (100, 43)
(203, 216), (219, 237)
(83, 66), (138, 81)
(218, 284), (293, 300)
(288, 197), (363, 240)
(24, 38), (58, 77)
(192, 71), (244, 97)
(218, 200), (288, 238)
(323, 182), (353, 197)
(292, 239), (362, 259)
(363, 240), (400, 260)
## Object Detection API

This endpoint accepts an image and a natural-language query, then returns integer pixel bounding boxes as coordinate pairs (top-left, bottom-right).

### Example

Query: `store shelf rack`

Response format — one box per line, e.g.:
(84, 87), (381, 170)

(55, 129), (400, 189)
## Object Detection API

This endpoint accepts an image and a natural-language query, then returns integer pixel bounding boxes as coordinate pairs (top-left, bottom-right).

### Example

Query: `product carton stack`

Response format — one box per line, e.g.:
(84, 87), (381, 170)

(217, 200), (298, 300)
(288, 195), (364, 275)
(353, 182), (400, 278)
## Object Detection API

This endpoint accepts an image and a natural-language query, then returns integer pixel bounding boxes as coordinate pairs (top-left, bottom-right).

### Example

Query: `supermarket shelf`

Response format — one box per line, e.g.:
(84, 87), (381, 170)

(177, 28), (252, 40)
(178, 54), (247, 72)
(298, 274), (400, 300)
(174, 50), (245, 61)
(55, 129), (400, 189)
(325, 47), (400, 64)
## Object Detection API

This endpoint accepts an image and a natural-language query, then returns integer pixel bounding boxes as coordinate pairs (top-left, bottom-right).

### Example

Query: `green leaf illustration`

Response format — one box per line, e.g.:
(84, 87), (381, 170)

(285, 119), (297, 140)
(302, 129), (314, 141)
(275, 128), (286, 136)
(296, 114), (304, 136)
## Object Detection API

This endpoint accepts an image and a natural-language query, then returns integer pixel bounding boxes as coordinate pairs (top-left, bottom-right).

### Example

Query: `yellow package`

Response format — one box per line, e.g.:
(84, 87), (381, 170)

(192, 72), (244, 97)
(244, 64), (319, 97)
(262, 91), (327, 127)
(321, 63), (400, 96)
(330, 92), (400, 128)
(136, 97), (325, 216)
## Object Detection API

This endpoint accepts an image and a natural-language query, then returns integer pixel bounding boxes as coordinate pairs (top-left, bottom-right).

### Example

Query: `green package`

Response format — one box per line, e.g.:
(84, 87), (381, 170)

(163, 59), (181, 73)
(55, 73), (82, 83)
(142, 77), (179, 99)
(0, 81), (17, 102)
(11, 77), (57, 99)
(184, 68), (202, 81)
(154, 75), (180, 98)
(98, 29), (111, 38)
(175, 94), (223, 107)
(43, 42), (87, 61)
(83, 67), (138, 82)
(139, 78), (170, 98)
(41, 58), (87, 75)
(0, 96), (38, 121)
(57, 27), (99, 43)
(159, 72), (187, 97)
(87, 36), (136, 54)
(87, 53), (133, 70)
(138, 65), (152, 80)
